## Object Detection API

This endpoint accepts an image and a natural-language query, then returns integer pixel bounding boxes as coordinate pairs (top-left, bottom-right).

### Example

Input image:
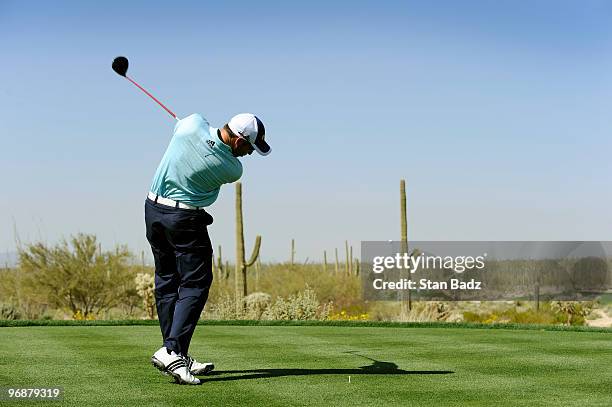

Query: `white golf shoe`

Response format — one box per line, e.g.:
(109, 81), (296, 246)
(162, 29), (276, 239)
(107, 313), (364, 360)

(184, 354), (215, 375)
(151, 347), (201, 385)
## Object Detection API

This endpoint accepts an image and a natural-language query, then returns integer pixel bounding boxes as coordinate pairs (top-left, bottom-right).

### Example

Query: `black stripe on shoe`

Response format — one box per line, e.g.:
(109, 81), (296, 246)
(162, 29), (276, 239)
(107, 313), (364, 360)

(185, 356), (194, 370)
(166, 359), (186, 372)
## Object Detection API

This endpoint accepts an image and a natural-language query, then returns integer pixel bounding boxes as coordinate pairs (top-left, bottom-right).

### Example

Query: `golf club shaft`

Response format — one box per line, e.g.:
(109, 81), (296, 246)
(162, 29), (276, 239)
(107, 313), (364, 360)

(125, 75), (178, 121)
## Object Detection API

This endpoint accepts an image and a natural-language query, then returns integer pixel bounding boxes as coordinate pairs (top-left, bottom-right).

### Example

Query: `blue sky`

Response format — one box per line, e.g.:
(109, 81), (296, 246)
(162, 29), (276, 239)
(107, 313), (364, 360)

(1, 0), (611, 263)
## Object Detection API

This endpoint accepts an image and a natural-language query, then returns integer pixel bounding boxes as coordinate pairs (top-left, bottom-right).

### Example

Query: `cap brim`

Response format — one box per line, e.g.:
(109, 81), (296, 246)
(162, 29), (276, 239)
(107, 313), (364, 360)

(253, 138), (271, 156)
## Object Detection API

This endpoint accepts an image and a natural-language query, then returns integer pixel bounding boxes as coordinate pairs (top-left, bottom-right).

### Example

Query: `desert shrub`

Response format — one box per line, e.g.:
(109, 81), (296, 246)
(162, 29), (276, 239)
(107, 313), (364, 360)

(0, 268), (47, 319)
(120, 285), (144, 319)
(206, 287), (332, 321)
(244, 292), (272, 320)
(135, 272), (156, 319)
(569, 257), (609, 291)
(398, 301), (451, 322)
(462, 311), (483, 323)
(72, 310), (95, 320)
(464, 309), (524, 324)
(508, 308), (558, 324)
(18, 234), (137, 319)
(207, 263), (361, 313)
(329, 310), (369, 321)
(462, 301), (595, 325)
(207, 294), (239, 320)
(0, 303), (21, 320)
(550, 301), (595, 325)
(464, 308), (557, 325)
(262, 287), (326, 320)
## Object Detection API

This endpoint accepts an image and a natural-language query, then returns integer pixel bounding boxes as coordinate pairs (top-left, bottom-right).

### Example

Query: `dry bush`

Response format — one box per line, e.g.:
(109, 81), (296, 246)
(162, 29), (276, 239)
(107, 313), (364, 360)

(208, 263), (362, 313)
(396, 302), (452, 322)
(262, 287), (329, 320)
(244, 292), (272, 320)
(206, 287), (331, 321)
(135, 272), (156, 319)
(18, 234), (138, 319)
(462, 301), (595, 325)
(207, 294), (239, 320)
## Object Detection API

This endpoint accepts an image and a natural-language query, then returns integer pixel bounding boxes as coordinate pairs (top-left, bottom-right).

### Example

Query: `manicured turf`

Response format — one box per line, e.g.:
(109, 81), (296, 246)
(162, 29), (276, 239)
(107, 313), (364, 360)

(0, 325), (610, 406)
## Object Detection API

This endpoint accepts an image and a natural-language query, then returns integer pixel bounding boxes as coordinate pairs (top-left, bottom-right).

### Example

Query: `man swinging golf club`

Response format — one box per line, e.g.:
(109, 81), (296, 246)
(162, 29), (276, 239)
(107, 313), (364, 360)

(112, 56), (271, 385)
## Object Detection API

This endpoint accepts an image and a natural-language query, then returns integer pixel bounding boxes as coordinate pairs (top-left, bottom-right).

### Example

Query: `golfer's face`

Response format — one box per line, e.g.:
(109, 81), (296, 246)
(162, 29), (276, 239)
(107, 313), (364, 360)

(233, 137), (254, 157)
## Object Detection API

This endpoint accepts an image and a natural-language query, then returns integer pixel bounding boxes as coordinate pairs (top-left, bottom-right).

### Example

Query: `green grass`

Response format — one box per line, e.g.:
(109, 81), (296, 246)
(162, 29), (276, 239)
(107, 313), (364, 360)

(2, 319), (611, 332)
(0, 325), (610, 406)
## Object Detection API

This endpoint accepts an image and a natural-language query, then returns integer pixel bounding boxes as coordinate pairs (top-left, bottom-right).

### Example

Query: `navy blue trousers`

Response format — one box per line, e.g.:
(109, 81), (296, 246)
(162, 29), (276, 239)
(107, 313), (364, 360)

(144, 199), (214, 356)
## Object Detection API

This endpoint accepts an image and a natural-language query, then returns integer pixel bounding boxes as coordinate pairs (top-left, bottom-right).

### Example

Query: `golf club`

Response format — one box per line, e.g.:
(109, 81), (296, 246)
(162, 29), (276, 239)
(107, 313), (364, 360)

(112, 56), (179, 121)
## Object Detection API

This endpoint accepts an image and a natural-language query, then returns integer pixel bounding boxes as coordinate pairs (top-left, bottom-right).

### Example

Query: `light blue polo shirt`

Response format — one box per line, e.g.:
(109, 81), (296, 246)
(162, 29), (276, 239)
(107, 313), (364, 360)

(150, 113), (243, 207)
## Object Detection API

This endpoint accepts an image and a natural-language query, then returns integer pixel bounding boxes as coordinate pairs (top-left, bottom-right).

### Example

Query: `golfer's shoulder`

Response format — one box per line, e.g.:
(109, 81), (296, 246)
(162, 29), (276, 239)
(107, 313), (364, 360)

(178, 113), (209, 127)
(174, 113), (211, 136)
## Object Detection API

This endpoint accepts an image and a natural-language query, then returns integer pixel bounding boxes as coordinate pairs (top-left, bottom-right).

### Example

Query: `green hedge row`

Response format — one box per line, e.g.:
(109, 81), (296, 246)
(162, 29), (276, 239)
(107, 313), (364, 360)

(0, 319), (610, 333)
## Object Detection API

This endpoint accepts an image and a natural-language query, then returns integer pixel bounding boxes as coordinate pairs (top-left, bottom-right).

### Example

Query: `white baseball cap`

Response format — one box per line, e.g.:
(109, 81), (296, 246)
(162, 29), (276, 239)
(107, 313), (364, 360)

(228, 113), (271, 156)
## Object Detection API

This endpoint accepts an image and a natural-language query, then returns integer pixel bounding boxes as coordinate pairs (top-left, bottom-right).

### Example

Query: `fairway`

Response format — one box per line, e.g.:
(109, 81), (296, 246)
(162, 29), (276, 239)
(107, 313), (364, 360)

(0, 324), (610, 406)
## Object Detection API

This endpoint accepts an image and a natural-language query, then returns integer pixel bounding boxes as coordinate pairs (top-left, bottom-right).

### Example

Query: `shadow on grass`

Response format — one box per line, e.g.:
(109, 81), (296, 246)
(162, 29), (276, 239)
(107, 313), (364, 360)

(202, 353), (454, 382)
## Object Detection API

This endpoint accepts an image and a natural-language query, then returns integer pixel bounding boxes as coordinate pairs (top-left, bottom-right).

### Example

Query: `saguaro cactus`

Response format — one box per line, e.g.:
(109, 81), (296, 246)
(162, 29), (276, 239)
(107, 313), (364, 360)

(400, 179), (411, 312)
(216, 245), (228, 279)
(323, 250), (328, 273)
(235, 182), (262, 307)
(335, 248), (339, 274)
(255, 258), (261, 291)
(290, 239), (296, 266)
(345, 241), (350, 275)
(349, 245), (353, 275)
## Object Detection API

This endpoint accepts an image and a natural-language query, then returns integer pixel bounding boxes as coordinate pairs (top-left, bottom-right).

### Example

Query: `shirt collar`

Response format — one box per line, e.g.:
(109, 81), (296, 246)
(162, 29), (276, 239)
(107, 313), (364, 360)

(210, 127), (232, 154)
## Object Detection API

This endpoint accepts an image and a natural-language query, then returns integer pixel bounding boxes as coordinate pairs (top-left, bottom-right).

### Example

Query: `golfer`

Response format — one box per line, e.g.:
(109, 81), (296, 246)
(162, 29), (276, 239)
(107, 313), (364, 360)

(146, 113), (270, 384)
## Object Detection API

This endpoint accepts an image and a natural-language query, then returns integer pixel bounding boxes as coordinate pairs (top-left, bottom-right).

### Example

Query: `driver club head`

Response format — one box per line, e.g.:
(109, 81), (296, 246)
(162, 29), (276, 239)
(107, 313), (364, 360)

(112, 56), (129, 77)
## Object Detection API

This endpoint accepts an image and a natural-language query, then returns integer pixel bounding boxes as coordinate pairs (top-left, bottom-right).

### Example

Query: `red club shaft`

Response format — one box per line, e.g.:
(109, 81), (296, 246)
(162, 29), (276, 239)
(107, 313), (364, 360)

(125, 75), (178, 120)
